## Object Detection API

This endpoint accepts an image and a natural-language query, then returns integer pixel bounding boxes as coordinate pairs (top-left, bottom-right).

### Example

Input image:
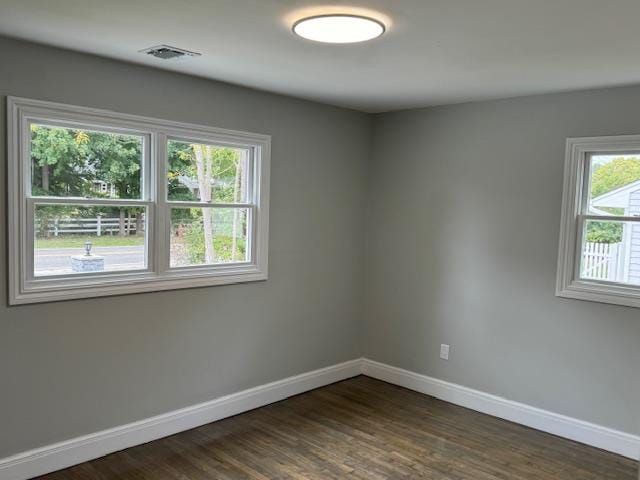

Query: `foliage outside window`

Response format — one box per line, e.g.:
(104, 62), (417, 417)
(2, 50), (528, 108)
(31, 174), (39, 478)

(8, 97), (270, 304)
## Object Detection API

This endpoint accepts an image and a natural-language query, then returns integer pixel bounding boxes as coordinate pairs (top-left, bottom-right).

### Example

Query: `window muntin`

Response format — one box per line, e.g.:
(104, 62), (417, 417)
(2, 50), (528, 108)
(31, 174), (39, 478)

(557, 136), (640, 308)
(9, 97), (270, 304)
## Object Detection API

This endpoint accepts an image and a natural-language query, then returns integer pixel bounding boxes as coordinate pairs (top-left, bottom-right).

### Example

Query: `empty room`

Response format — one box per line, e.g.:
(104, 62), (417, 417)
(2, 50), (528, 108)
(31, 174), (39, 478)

(1, 1), (639, 479)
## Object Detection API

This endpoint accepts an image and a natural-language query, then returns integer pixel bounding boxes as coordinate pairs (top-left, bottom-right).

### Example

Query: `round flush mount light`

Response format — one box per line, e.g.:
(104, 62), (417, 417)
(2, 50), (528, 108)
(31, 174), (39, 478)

(292, 14), (385, 44)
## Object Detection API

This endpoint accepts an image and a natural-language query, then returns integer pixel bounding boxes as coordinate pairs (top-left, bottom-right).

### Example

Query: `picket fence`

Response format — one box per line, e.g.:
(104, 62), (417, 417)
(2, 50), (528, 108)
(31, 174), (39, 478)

(581, 242), (623, 281)
(40, 216), (143, 237)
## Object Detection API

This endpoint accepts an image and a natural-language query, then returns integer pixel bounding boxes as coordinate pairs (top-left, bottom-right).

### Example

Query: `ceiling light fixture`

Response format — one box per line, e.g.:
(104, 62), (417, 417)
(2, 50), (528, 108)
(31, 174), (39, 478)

(292, 14), (385, 44)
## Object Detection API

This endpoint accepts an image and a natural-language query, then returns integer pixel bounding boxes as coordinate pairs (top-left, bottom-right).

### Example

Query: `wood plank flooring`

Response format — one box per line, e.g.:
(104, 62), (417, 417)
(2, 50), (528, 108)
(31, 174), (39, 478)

(36, 376), (637, 479)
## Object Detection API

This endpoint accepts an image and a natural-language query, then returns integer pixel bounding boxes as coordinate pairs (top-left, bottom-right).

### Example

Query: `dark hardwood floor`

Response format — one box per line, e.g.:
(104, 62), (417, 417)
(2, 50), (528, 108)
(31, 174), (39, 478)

(36, 376), (637, 479)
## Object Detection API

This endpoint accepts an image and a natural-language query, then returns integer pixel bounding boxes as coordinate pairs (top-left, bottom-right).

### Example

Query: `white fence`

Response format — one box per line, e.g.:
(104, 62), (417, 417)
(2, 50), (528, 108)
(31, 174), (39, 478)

(39, 216), (143, 237)
(581, 242), (623, 281)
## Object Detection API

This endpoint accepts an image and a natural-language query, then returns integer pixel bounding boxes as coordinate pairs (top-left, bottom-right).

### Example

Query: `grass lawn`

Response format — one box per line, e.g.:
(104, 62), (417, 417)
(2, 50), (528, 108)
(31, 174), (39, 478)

(36, 236), (145, 249)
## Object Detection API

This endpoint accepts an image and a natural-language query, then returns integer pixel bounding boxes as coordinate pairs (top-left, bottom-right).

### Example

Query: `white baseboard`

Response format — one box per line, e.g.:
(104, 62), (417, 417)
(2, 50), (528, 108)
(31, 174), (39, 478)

(0, 359), (363, 480)
(2, 358), (637, 480)
(362, 358), (640, 461)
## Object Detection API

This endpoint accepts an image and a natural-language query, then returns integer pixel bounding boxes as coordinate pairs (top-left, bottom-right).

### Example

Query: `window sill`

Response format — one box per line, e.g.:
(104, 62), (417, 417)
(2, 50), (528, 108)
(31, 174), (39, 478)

(556, 278), (640, 309)
(11, 267), (268, 305)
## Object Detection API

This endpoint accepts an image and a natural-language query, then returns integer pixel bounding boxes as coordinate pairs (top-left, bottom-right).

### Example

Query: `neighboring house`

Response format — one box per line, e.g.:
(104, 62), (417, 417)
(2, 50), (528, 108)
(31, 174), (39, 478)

(176, 175), (234, 197)
(177, 175), (199, 193)
(92, 180), (116, 197)
(589, 180), (640, 283)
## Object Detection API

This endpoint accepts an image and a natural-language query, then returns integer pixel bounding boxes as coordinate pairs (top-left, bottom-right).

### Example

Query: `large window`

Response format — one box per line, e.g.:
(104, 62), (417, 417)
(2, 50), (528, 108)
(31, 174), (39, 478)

(557, 134), (640, 308)
(8, 97), (270, 304)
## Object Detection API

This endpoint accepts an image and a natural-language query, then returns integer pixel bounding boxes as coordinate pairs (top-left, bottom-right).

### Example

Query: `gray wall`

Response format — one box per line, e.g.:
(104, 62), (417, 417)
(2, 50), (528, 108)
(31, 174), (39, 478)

(0, 36), (370, 457)
(366, 87), (640, 435)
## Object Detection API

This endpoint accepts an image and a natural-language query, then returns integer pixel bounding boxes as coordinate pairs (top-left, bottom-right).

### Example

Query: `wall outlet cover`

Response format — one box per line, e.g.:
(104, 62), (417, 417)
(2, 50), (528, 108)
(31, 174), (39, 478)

(440, 344), (450, 360)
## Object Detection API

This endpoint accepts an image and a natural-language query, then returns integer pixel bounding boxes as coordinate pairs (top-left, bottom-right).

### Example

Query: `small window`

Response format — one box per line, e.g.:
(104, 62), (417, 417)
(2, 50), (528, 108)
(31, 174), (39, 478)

(8, 97), (270, 304)
(557, 135), (640, 307)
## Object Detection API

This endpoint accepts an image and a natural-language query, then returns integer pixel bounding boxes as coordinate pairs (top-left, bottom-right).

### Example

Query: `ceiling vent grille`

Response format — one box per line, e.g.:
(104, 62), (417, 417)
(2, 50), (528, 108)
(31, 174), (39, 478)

(140, 45), (201, 60)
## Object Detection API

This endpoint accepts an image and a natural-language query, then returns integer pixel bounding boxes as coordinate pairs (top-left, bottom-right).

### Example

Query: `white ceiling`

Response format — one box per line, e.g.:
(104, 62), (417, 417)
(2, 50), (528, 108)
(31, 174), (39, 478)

(3, 0), (640, 112)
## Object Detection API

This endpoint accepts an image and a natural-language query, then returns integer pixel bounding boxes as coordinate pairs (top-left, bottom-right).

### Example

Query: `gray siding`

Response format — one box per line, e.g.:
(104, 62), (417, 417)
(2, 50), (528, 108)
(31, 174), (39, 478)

(626, 190), (640, 283)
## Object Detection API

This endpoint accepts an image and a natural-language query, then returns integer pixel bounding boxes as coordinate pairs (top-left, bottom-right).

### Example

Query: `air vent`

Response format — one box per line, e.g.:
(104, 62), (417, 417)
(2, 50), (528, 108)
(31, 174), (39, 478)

(140, 45), (201, 60)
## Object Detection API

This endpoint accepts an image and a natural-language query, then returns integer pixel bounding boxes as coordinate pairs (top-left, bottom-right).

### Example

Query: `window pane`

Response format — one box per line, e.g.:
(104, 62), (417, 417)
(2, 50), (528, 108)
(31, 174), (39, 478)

(167, 140), (249, 203)
(30, 124), (143, 199)
(581, 219), (640, 285)
(34, 205), (147, 277)
(170, 207), (249, 267)
(588, 153), (640, 216)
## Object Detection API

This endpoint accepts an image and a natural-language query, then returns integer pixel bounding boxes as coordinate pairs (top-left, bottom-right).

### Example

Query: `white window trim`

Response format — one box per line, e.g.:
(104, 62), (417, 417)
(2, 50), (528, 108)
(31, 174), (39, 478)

(556, 134), (640, 308)
(8, 97), (270, 305)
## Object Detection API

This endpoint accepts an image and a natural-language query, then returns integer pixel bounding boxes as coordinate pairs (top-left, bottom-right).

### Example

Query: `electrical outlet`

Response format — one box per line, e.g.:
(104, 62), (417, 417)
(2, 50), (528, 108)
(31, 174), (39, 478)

(440, 344), (450, 360)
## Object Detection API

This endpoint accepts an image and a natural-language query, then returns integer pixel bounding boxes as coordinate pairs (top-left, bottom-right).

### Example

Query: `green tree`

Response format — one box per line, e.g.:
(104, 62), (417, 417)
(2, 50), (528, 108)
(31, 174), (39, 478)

(31, 126), (142, 197)
(591, 157), (640, 197)
(31, 125), (91, 196)
(89, 132), (141, 199)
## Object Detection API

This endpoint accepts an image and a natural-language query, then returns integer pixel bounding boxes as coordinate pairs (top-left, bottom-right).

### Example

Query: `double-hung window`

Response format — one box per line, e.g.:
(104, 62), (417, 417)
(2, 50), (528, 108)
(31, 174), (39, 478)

(557, 134), (640, 308)
(8, 97), (270, 304)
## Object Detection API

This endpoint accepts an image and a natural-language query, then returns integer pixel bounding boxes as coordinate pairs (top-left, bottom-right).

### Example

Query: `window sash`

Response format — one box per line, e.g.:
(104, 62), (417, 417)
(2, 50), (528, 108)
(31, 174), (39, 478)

(165, 204), (255, 271)
(28, 200), (154, 281)
(164, 137), (255, 205)
(574, 215), (640, 284)
(9, 97), (270, 304)
(580, 152), (640, 218)
(27, 119), (152, 201)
